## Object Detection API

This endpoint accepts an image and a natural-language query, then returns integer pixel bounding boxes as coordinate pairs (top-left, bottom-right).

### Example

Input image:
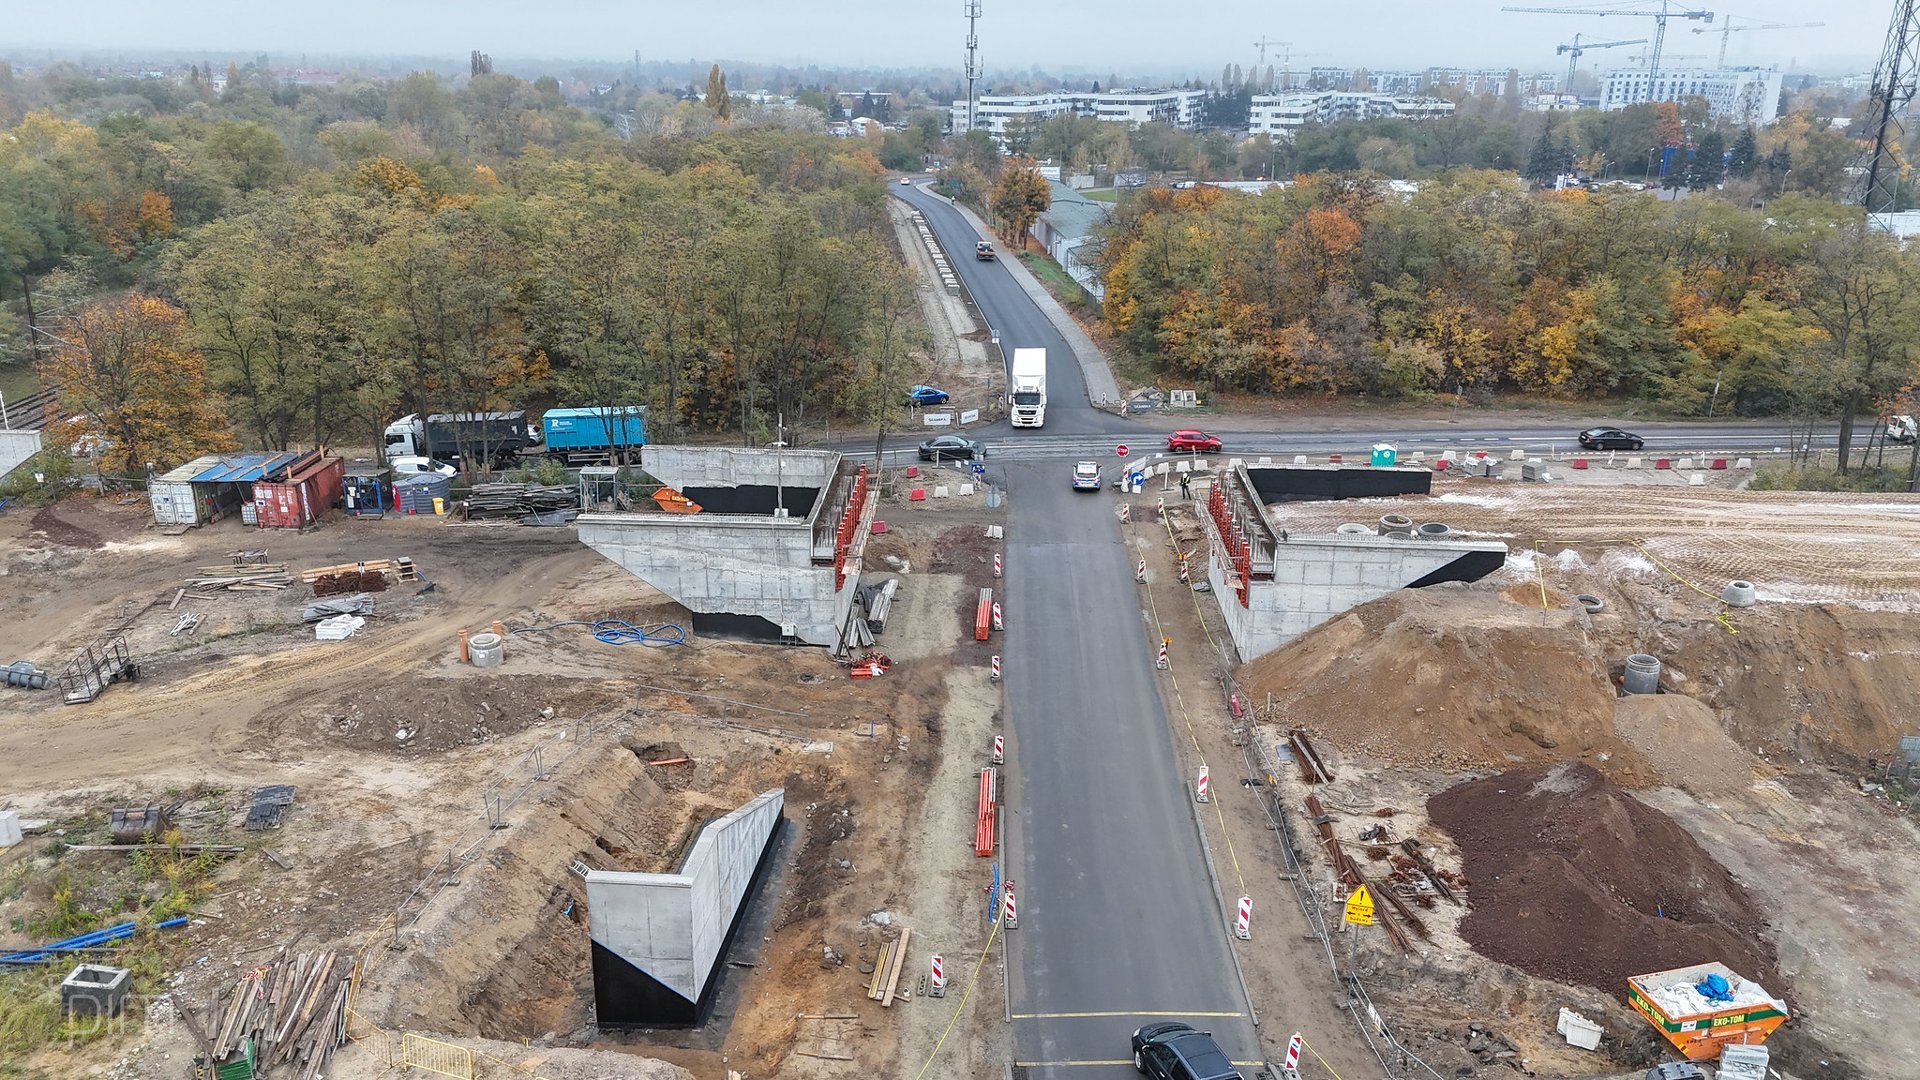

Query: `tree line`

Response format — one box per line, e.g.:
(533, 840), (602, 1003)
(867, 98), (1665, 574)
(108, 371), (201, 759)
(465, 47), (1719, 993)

(1099, 174), (1919, 464)
(0, 61), (920, 475)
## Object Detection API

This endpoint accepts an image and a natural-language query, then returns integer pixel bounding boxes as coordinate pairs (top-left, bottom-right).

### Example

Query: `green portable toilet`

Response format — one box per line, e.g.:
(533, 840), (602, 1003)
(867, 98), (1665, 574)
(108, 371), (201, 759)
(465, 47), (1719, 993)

(1370, 444), (1397, 467)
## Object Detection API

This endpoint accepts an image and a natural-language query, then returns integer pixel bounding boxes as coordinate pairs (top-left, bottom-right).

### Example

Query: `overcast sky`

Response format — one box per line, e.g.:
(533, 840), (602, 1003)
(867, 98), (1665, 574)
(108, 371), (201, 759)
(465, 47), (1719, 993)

(4, 1), (1892, 76)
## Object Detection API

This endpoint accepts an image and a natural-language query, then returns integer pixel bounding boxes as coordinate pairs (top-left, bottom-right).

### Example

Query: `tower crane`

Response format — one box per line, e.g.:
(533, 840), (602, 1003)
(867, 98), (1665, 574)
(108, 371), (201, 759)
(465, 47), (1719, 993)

(1557, 34), (1648, 92)
(1691, 17), (1825, 67)
(1504, 2), (1716, 90)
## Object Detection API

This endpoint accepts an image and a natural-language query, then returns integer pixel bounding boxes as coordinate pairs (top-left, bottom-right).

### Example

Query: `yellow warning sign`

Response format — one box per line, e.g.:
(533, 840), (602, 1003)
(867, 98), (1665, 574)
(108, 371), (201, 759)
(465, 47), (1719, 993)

(1344, 885), (1375, 926)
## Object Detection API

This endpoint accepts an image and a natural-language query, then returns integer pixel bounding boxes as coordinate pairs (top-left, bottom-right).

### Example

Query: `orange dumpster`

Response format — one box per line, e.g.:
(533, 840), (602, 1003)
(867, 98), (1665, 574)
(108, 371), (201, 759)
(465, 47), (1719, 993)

(1627, 963), (1787, 1062)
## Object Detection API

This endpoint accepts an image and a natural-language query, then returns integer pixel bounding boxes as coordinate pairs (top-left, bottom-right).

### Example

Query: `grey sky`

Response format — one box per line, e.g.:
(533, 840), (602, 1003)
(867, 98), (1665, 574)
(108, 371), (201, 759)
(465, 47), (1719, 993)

(5, 1), (1891, 75)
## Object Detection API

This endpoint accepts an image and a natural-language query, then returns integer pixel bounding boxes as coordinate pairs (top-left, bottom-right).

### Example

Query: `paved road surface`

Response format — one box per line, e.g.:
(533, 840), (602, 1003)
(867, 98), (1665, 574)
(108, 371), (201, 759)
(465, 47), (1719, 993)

(897, 182), (1261, 1076)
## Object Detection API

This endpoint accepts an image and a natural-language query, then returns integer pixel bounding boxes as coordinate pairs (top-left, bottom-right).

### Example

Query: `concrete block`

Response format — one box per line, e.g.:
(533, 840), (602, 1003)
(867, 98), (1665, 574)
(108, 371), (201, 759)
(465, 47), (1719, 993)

(1677, 457), (1693, 469)
(1228, 458), (1243, 469)
(1735, 458), (1753, 469)
(1293, 455), (1308, 465)
(1177, 461), (1191, 473)
(1626, 456), (1643, 469)
(1689, 472), (1706, 486)
(1257, 456), (1272, 464)
(986, 525), (1003, 539)
(959, 483), (975, 496)
(1510, 448), (1526, 460)
(0, 810), (19, 848)
(932, 485), (949, 498)
(61, 965), (131, 1018)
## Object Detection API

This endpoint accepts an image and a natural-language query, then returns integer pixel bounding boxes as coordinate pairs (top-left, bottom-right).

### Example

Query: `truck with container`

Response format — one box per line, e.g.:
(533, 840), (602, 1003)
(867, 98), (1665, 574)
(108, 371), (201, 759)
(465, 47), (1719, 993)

(540, 405), (648, 464)
(382, 411), (529, 468)
(1009, 348), (1047, 428)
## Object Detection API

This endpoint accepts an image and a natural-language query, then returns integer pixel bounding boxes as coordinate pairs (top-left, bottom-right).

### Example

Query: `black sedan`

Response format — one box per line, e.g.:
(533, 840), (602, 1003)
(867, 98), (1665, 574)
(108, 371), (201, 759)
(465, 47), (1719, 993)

(1131, 1022), (1242, 1080)
(918, 435), (983, 461)
(1578, 426), (1644, 451)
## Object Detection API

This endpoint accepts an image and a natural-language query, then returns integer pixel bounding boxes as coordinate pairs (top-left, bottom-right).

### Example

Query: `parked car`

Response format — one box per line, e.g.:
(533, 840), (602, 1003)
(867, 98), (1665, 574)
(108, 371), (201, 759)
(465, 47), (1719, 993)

(1071, 461), (1101, 490)
(918, 435), (982, 461)
(1167, 429), (1223, 453)
(389, 455), (458, 478)
(1131, 1022), (1242, 1080)
(1578, 427), (1645, 451)
(905, 385), (951, 407)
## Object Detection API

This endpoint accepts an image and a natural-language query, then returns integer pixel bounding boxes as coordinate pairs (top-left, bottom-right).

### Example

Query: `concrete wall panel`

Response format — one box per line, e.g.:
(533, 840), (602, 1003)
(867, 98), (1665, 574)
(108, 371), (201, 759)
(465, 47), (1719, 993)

(0, 430), (41, 481)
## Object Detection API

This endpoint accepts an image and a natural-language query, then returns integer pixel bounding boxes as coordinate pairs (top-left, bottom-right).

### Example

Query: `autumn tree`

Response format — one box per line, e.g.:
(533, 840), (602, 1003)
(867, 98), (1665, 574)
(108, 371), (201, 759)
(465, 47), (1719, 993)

(989, 157), (1051, 245)
(39, 293), (236, 474)
(705, 65), (732, 122)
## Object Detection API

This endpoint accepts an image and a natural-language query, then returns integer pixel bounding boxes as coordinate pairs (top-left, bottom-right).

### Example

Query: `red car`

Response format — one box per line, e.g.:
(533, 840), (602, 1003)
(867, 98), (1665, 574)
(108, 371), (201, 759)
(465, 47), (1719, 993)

(1167, 429), (1222, 453)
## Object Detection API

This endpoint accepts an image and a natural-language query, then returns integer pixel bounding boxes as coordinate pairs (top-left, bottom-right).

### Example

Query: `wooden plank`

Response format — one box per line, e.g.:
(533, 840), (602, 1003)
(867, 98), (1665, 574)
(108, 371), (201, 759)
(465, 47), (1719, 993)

(169, 588), (185, 611)
(866, 941), (892, 1000)
(881, 926), (911, 1007)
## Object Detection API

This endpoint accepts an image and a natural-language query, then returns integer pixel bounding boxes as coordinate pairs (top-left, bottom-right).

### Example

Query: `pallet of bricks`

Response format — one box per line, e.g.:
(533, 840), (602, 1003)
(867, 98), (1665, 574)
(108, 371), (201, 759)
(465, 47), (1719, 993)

(194, 947), (353, 1080)
(300, 557), (419, 597)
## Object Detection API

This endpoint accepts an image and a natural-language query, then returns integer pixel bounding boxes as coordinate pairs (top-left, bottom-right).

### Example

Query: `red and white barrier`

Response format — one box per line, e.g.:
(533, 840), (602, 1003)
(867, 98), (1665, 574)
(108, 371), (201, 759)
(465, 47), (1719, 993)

(1156, 497), (1165, 519)
(1156, 638), (1170, 669)
(990, 655), (1001, 682)
(991, 602), (1003, 631)
(993, 552), (1002, 578)
(1235, 895), (1252, 939)
(1136, 558), (1148, 583)
(929, 954), (946, 997)
(1002, 880), (1018, 928)
(1196, 765), (1210, 803)
(1119, 503), (1131, 523)
(992, 734), (1005, 764)
(1284, 1033), (1302, 1079)
(1178, 558), (1190, 583)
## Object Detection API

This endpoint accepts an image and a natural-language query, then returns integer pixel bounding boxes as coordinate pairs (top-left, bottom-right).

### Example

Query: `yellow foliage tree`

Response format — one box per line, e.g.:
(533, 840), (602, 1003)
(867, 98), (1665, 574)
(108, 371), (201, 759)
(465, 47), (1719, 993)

(38, 294), (237, 475)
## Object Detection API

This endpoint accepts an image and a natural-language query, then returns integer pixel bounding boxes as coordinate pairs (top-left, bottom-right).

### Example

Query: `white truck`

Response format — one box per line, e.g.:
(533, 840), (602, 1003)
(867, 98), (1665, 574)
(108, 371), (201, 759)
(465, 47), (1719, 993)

(1009, 348), (1047, 428)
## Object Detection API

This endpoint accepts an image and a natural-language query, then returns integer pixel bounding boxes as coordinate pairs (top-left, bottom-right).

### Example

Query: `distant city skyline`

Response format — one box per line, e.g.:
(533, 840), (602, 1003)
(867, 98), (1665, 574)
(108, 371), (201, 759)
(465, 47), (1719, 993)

(3, 0), (1890, 75)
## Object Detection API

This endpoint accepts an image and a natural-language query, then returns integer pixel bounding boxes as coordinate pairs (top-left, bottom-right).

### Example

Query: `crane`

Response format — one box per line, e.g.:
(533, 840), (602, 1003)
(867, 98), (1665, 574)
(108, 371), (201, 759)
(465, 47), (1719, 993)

(1504, 2), (1716, 89)
(1691, 17), (1825, 67)
(1557, 33), (1648, 92)
(1253, 38), (1290, 72)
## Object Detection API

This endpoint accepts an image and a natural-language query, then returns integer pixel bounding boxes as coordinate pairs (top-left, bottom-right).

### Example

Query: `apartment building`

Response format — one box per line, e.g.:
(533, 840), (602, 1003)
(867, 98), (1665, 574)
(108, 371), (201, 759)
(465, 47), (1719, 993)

(950, 88), (1206, 137)
(1247, 92), (1455, 139)
(1599, 67), (1785, 125)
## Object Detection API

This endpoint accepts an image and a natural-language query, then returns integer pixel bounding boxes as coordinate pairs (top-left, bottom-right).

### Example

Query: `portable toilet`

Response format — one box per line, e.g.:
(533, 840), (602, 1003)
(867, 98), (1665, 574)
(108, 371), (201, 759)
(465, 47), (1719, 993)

(1371, 444), (1398, 467)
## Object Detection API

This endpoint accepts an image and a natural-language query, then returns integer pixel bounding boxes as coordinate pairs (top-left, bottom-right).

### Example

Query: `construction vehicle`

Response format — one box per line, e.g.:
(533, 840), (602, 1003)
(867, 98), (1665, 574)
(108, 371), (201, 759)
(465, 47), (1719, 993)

(383, 412), (529, 467)
(1627, 962), (1788, 1061)
(1009, 348), (1047, 428)
(540, 405), (648, 464)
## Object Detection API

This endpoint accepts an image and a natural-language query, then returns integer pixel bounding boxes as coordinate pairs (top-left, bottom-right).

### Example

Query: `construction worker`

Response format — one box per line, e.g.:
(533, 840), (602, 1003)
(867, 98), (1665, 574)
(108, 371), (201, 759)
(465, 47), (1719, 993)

(1178, 470), (1191, 500)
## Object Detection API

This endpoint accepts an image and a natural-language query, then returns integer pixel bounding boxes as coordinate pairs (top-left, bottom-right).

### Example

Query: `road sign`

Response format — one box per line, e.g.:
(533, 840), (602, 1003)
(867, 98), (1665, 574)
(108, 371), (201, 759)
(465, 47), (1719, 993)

(972, 462), (987, 476)
(1116, 444), (1129, 457)
(1344, 885), (1375, 926)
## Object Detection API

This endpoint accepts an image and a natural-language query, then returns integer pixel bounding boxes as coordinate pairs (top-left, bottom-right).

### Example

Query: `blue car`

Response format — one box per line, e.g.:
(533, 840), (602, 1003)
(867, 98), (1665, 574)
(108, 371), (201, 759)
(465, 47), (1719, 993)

(905, 385), (950, 407)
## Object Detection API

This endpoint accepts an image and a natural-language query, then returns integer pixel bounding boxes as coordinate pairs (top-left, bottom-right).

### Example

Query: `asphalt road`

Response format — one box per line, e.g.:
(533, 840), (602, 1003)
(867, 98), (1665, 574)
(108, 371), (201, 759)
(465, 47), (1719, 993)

(896, 182), (1261, 1075)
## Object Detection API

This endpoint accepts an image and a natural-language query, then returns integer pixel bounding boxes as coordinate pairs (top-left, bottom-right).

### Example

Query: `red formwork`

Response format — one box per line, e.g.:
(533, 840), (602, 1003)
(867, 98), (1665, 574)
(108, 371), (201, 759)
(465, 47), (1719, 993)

(253, 452), (345, 529)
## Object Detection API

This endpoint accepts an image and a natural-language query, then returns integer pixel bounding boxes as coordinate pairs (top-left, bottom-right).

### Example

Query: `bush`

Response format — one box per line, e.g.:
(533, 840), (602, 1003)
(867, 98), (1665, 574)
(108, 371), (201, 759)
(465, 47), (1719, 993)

(0, 446), (82, 504)
(1748, 465), (1911, 492)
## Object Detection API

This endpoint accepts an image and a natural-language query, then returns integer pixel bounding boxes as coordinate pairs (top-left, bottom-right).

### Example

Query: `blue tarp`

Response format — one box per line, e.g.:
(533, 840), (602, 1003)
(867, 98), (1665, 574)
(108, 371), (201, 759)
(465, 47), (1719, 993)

(191, 452), (303, 484)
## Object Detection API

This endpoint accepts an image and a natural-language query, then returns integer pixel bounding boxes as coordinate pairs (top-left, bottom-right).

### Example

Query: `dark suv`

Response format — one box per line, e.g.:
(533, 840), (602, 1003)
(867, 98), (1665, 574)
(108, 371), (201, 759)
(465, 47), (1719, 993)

(1132, 1022), (1243, 1080)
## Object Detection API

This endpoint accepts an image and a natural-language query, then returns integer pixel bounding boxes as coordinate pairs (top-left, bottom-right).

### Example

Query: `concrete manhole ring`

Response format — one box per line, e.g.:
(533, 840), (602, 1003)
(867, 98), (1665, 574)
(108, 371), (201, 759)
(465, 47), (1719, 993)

(1576, 593), (1605, 614)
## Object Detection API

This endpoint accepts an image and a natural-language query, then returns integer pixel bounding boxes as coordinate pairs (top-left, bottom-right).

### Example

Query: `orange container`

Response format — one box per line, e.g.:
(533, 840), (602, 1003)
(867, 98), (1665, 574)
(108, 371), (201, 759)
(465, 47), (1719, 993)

(1627, 963), (1787, 1061)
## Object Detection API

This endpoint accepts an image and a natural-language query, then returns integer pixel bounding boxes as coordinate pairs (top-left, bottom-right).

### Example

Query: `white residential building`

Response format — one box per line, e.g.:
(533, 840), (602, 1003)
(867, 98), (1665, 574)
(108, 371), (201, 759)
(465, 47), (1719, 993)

(1362, 69), (1559, 96)
(950, 89), (1206, 138)
(1248, 92), (1455, 139)
(1599, 67), (1785, 125)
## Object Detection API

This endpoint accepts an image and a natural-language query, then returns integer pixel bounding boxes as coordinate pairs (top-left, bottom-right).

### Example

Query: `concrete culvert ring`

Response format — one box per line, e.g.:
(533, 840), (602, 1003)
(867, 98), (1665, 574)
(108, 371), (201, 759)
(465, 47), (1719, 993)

(1576, 594), (1605, 614)
(1722, 580), (1758, 608)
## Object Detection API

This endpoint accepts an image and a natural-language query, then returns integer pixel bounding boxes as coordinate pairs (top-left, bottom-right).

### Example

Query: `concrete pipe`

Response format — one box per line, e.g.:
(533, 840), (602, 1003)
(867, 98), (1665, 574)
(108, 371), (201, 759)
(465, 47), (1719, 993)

(3, 662), (50, 690)
(1576, 594), (1605, 614)
(1379, 513), (1413, 537)
(1416, 522), (1451, 540)
(1721, 580), (1757, 608)
(1623, 654), (1661, 695)
(468, 632), (504, 669)
(1336, 523), (1373, 535)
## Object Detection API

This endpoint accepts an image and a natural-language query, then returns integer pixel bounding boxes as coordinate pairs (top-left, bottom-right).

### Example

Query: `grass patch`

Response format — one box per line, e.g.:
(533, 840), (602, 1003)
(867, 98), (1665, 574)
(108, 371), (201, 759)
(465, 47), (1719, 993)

(1748, 465), (1913, 492)
(1016, 252), (1097, 316)
(1080, 188), (1120, 203)
(0, 362), (39, 405)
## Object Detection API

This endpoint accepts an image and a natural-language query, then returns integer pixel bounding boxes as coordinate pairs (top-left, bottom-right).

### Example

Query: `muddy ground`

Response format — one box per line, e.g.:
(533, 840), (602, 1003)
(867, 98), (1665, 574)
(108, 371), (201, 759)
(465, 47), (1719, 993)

(0, 483), (1009, 1080)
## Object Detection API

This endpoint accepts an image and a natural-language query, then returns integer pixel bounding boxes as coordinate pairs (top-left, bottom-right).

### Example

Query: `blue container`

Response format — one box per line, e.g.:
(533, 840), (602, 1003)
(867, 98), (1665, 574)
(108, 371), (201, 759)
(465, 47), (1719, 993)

(542, 406), (647, 453)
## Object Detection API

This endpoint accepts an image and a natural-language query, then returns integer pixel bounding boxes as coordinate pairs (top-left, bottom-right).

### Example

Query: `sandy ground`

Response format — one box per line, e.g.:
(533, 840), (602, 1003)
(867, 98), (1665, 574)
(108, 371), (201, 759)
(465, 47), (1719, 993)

(887, 198), (999, 425)
(0, 482), (1006, 1080)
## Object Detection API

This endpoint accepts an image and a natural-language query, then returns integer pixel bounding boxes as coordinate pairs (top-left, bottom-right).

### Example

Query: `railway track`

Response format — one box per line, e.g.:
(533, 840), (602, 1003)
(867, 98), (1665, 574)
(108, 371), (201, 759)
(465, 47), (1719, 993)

(1, 387), (55, 431)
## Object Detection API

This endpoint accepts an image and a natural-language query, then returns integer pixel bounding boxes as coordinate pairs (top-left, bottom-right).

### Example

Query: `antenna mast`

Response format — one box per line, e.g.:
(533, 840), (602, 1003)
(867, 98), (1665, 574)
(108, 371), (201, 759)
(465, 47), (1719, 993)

(964, 1), (983, 133)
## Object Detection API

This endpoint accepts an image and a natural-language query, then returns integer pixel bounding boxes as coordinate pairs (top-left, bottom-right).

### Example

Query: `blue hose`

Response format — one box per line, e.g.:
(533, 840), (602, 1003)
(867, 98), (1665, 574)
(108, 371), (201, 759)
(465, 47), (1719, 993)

(511, 620), (687, 647)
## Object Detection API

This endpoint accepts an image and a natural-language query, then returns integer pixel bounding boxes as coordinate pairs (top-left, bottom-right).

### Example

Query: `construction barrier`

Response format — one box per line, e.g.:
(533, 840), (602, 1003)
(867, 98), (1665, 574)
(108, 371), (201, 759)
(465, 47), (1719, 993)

(990, 655), (1001, 682)
(400, 1034), (475, 1080)
(991, 601), (1003, 631)
(974, 588), (992, 642)
(1157, 497), (1166, 519)
(1136, 557), (1148, 583)
(974, 767), (997, 856)
(1156, 638), (1170, 670)
(1196, 766), (1210, 803)
(1236, 895), (1252, 940)
(1284, 1033), (1303, 1078)
(991, 734), (1004, 764)
(993, 553), (1002, 578)
(1119, 503), (1131, 523)
(1003, 880), (1018, 929)
(929, 954), (946, 997)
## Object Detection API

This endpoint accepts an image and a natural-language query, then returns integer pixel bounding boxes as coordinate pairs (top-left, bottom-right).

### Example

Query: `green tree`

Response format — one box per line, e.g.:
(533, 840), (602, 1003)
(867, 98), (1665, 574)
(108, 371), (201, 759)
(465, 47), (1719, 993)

(1685, 131), (1726, 192)
(989, 157), (1052, 244)
(1727, 127), (1757, 178)
(705, 64), (731, 122)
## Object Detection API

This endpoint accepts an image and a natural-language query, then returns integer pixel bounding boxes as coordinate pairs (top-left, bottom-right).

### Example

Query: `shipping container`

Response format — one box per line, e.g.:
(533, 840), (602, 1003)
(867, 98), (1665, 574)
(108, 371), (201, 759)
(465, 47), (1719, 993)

(148, 455), (224, 526)
(252, 451), (344, 529)
(541, 405), (647, 461)
(148, 452), (303, 527)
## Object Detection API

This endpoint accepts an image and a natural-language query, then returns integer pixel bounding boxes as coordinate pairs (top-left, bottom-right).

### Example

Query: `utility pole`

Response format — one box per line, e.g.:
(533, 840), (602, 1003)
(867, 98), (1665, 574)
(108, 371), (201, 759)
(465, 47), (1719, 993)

(964, 0), (983, 134)
(1863, 0), (1920, 218)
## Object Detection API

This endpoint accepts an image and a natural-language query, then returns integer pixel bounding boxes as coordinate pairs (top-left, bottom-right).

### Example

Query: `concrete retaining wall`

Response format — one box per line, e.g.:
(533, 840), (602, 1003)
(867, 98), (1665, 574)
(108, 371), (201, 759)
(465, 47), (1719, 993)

(587, 788), (785, 1027)
(643, 446), (838, 491)
(1206, 532), (1507, 662)
(0, 430), (41, 481)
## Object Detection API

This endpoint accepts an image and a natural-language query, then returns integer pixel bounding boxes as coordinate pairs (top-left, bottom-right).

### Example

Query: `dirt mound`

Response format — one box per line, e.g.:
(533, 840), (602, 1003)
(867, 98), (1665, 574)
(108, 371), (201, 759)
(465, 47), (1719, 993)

(1613, 694), (1766, 798)
(1428, 762), (1780, 1000)
(260, 674), (621, 752)
(1239, 588), (1648, 774)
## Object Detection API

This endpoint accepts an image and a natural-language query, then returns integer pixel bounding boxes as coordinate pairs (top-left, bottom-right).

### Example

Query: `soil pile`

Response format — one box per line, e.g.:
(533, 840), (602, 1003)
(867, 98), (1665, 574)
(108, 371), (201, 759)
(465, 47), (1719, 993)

(1429, 762), (1780, 1000)
(1239, 588), (1645, 773)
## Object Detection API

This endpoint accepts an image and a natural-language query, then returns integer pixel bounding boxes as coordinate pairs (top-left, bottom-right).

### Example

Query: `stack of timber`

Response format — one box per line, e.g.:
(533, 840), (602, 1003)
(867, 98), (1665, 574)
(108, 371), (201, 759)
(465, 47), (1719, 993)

(300, 560), (401, 597)
(464, 483), (578, 520)
(186, 564), (294, 593)
(204, 947), (353, 1080)
(865, 926), (913, 1007)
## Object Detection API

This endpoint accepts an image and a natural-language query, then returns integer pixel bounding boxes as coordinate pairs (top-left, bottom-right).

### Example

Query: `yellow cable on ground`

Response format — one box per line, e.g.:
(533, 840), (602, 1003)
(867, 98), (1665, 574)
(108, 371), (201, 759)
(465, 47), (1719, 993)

(1299, 1035), (1350, 1080)
(1530, 538), (1737, 633)
(911, 914), (1002, 1080)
